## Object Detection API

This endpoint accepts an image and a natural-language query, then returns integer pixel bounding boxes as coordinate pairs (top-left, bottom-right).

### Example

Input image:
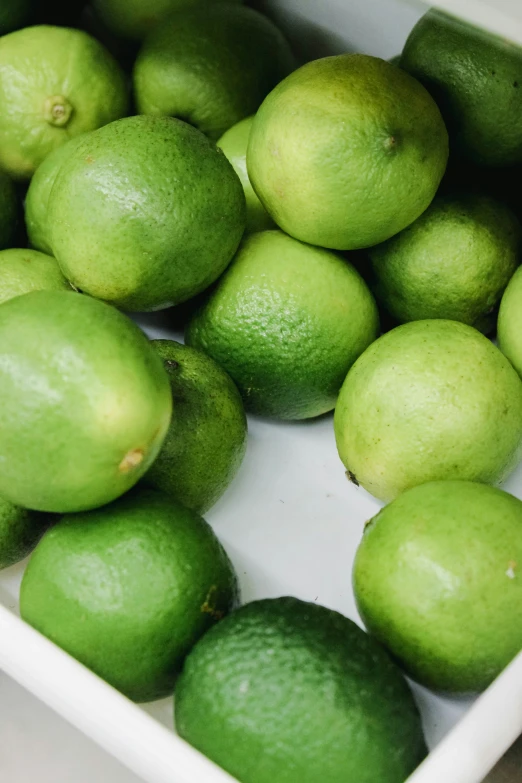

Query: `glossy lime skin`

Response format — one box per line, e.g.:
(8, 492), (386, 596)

(0, 290), (172, 512)
(0, 25), (129, 180)
(354, 481), (522, 693)
(0, 171), (17, 250)
(144, 340), (247, 514)
(0, 249), (71, 305)
(217, 117), (275, 234)
(335, 319), (522, 501)
(186, 230), (379, 420)
(401, 10), (522, 166)
(134, 4), (295, 140)
(247, 54), (448, 250)
(20, 487), (239, 702)
(0, 495), (51, 570)
(25, 136), (86, 255)
(175, 597), (427, 783)
(368, 193), (521, 333)
(49, 116), (246, 311)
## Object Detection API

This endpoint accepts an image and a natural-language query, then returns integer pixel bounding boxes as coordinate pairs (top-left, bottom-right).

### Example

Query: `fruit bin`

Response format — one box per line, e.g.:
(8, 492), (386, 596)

(2, 0), (522, 781)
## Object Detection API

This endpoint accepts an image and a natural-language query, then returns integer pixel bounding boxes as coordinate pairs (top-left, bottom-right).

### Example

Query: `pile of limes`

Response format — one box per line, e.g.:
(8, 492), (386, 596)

(0, 3), (521, 783)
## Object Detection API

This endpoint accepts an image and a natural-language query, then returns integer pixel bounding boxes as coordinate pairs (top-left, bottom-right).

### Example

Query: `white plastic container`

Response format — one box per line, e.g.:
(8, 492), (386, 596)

(1, 2), (522, 782)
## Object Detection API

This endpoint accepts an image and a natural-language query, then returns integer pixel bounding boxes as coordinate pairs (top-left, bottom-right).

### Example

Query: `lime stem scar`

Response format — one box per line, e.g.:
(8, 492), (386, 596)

(44, 95), (74, 127)
(119, 449), (144, 473)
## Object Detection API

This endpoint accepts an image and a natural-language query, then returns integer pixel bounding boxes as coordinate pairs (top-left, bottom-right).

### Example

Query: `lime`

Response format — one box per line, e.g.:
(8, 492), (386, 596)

(368, 193), (521, 333)
(334, 319), (522, 501)
(354, 480), (522, 693)
(25, 136), (86, 255)
(92, 0), (243, 41)
(175, 597), (427, 783)
(247, 54), (448, 250)
(133, 4), (295, 140)
(186, 230), (379, 420)
(0, 249), (71, 305)
(401, 10), (522, 166)
(0, 495), (51, 570)
(498, 266), (522, 377)
(20, 487), (238, 702)
(0, 290), (171, 512)
(143, 340), (247, 514)
(217, 117), (275, 234)
(0, 25), (129, 180)
(0, 170), (18, 250)
(48, 116), (246, 311)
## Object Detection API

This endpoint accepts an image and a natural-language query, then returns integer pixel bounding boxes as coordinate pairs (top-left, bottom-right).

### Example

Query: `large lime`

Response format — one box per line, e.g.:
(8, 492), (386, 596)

(49, 116), (246, 311)
(20, 487), (238, 702)
(247, 54), (448, 250)
(186, 230), (379, 419)
(0, 290), (171, 512)
(498, 266), (522, 378)
(334, 319), (522, 501)
(175, 597), (426, 783)
(133, 4), (295, 140)
(401, 10), (522, 166)
(0, 25), (128, 180)
(368, 193), (520, 333)
(354, 481), (522, 693)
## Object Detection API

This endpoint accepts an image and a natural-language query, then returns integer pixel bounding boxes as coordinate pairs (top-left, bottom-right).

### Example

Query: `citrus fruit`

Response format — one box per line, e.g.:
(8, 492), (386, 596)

(401, 10), (522, 166)
(0, 170), (18, 250)
(48, 116), (246, 311)
(186, 230), (379, 419)
(247, 53), (448, 250)
(143, 340), (247, 514)
(367, 193), (521, 333)
(354, 480), (522, 693)
(0, 290), (171, 512)
(175, 596), (427, 783)
(334, 319), (522, 502)
(133, 4), (295, 140)
(498, 266), (522, 378)
(217, 117), (275, 234)
(0, 496), (51, 570)
(0, 0), (32, 34)
(25, 136), (86, 255)
(92, 0), (243, 41)
(20, 486), (238, 702)
(0, 25), (129, 180)
(0, 249), (71, 305)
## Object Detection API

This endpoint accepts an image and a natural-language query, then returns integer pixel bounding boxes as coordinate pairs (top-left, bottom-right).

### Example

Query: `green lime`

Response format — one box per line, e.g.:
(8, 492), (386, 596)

(0, 495), (51, 570)
(133, 4), (295, 140)
(48, 116), (246, 311)
(0, 249), (71, 305)
(217, 117), (275, 234)
(0, 290), (171, 512)
(247, 54), (448, 250)
(368, 193), (521, 333)
(0, 0), (32, 34)
(20, 487), (238, 702)
(0, 25), (129, 180)
(0, 170), (18, 250)
(186, 230), (379, 420)
(143, 340), (247, 514)
(92, 0), (243, 41)
(175, 597), (427, 783)
(354, 480), (522, 693)
(334, 319), (522, 501)
(401, 10), (522, 166)
(498, 266), (522, 378)
(25, 136), (86, 255)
